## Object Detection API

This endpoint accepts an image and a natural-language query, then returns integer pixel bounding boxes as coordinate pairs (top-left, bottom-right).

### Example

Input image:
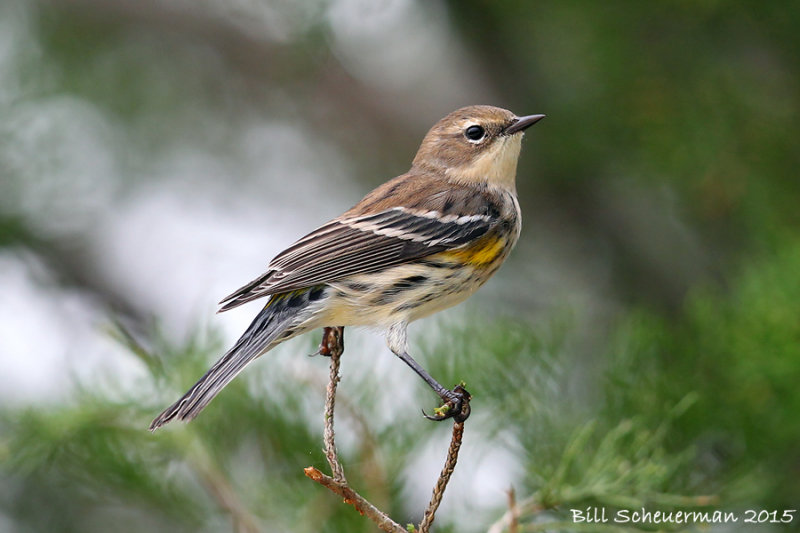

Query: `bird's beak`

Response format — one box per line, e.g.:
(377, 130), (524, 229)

(504, 114), (546, 135)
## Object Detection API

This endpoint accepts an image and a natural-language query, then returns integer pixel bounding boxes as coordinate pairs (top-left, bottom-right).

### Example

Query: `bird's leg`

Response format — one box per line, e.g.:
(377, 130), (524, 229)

(386, 322), (471, 422)
(392, 349), (472, 423)
(318, 326), (345, 357)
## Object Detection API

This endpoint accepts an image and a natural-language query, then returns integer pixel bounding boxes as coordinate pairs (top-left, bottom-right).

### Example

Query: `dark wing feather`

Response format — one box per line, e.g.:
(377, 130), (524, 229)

(218, 207), (493, 311)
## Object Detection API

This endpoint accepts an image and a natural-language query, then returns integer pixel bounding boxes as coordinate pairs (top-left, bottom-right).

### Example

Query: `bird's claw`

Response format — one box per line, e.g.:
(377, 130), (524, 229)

(422, 384), (471, 423)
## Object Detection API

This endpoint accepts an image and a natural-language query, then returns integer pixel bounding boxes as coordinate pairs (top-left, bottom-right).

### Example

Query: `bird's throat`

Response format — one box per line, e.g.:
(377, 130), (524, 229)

(445, 135), (522, 193)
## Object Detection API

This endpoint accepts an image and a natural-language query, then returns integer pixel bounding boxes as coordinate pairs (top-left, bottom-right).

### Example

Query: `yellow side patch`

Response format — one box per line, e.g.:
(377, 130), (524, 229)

(441, 235), (506, 266)
(266, 289), (305, 307)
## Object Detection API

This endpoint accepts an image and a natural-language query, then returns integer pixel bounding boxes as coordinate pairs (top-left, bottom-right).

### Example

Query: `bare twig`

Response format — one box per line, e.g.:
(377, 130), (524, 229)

(307, 326), (470, 533)
(507, 487), (520, 533)
(307, 327), (406, 533)
(295, 360), (391, 508)
(304, 466), (406, 533)
(319, 326), (346, 482)
(417, 401), (469, 533)
(487, 495), (544, 533)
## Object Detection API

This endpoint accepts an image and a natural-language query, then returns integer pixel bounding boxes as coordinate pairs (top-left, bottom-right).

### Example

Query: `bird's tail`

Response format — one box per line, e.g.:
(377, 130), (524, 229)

(149, 289), (323, 431)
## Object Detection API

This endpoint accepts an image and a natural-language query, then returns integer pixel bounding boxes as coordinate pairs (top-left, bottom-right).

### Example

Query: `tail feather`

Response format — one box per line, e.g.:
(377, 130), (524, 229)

(150, 291), (317, 431)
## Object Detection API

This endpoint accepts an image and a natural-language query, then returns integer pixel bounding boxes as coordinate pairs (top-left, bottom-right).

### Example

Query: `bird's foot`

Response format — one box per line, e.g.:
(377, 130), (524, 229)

(423, 383), (471, 423)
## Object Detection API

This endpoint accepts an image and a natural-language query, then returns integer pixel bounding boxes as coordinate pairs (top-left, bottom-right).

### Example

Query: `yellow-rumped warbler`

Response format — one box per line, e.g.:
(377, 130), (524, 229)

(150, 105), (544, 430)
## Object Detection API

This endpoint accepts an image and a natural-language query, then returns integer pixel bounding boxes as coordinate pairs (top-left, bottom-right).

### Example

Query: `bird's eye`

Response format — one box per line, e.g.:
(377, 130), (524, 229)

(465, 125), (485, 142)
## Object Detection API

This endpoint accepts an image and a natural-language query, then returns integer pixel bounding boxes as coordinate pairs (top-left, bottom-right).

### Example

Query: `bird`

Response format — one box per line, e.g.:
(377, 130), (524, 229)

(150, 105), (544, 431)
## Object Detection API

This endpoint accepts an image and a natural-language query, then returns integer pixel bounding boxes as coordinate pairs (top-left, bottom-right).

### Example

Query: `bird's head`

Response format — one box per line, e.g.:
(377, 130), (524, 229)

(412, 105), (544, 192)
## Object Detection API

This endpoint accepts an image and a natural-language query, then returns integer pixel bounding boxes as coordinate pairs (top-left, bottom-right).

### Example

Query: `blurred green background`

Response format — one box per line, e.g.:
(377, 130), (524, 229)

(1, 1), (798, 532)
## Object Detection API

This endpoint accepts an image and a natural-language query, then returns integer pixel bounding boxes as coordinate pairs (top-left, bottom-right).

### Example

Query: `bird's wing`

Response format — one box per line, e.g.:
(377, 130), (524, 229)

(218, 206), (494, 311)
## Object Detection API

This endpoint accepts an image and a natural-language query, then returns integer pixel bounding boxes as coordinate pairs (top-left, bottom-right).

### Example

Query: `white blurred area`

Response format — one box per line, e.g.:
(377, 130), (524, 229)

(0, 251), (140, 404)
